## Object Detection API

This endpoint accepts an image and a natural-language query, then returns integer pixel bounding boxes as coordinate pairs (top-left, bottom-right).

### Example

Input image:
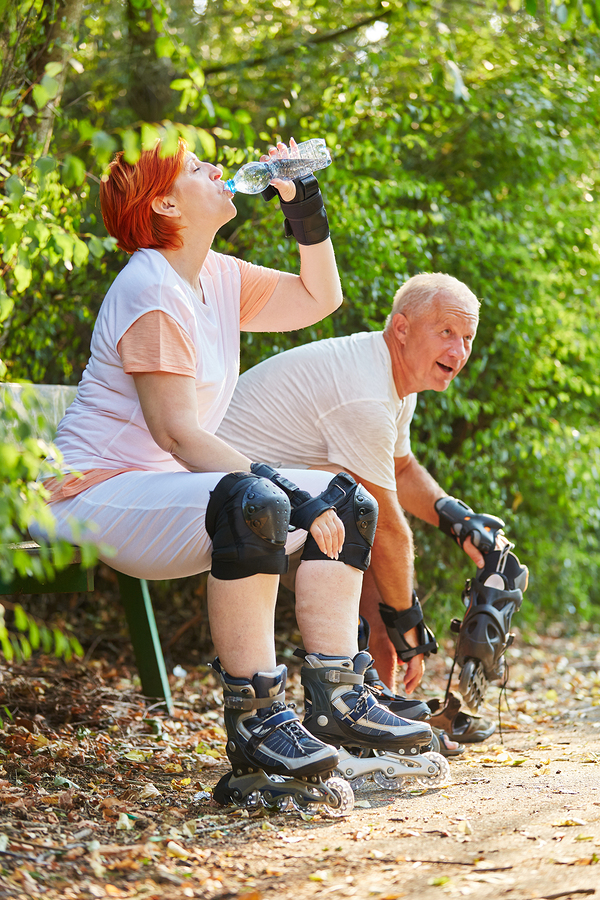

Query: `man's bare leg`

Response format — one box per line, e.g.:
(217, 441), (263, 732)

(359, 567), (398, 689)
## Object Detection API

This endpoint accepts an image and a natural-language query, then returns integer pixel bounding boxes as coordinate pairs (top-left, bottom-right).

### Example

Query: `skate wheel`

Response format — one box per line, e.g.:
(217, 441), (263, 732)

(347, 775), (368, 791)
(212, 771), (234, 807)
(459, 659), (487, 712)
(373, 770), (407, 791)
(275, 795), (292, 812)
(323, 776), (355, 818)
(243, 789), (263, 810)
(415, 751), (451, 788)
(291, 795), (320, 815)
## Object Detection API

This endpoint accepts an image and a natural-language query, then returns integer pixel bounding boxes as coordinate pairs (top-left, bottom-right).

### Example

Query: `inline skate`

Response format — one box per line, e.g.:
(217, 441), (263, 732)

(211, 660), (354, 816)
(450, 544), (529, 711)
(300, 651), (450, 792)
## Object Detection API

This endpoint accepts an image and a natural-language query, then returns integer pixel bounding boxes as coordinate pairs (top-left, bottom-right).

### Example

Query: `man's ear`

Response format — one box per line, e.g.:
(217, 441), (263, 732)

(151, 195), (181, 218)
(391, 312), (409, 345)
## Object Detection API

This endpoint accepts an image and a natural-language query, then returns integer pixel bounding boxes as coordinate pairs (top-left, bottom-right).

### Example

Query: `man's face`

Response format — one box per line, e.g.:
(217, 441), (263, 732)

(394, 293), (479, 393)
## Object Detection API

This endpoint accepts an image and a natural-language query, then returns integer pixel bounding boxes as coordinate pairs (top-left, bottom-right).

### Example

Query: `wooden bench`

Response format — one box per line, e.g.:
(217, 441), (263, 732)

(0, 384), (173, 713)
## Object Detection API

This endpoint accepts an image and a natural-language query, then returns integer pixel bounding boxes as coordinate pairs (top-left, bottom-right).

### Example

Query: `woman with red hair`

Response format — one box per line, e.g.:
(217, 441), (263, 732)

(32, 139), (432, 810)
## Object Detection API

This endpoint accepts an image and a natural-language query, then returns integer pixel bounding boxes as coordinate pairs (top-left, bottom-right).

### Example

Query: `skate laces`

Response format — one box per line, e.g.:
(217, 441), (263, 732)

(350, 685), (377, 720)
(497, 662), (511, 745)
(268, 701), (315, 755)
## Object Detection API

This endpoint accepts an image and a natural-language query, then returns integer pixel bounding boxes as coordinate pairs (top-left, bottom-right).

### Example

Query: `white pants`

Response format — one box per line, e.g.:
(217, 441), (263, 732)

(30, 468), (334, 581)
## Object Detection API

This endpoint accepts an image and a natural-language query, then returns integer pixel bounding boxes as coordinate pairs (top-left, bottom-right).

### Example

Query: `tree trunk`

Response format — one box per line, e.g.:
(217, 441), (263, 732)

(34, 0), (85, 154)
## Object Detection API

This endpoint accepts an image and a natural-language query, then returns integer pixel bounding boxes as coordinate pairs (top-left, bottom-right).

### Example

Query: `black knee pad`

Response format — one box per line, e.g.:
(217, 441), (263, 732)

(300, 473), (378, 571)
(205, 472), (291, 580)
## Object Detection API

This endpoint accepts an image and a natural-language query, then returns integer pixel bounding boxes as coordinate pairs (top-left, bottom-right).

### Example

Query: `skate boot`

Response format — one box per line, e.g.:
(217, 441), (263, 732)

(300, 651), (450, 792)
(357, 616), (431, 721)
(450, 545), (529, 712)
(211, 660), (354, 816)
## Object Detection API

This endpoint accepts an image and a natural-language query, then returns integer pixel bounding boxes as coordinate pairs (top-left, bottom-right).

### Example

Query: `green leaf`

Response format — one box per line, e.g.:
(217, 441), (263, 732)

(170, 78), (192, 91)
(189, 67), (205, 89)
(44, 61), (63, 78)
(28, 619), (40, 651)
(69, 636), (84, 658)
(35, 156), (57, 178)
(122, 129), (141, 164)
(53, 627), (69, 658)
(155, 35), (174, 58)
(32, 83), (49, 108)
(5, 174), (24, 203)
(88, 236), (106, 259)
(1, 636), (14, 661)
(91, 130), (118, 164)
(13, 603), (28, 632)
(13, 264), (32, 293)
(40, 627), (53, 655)
(141, 123), (161, 151)
(195, 128), (216, 159)
(0, 294), (14, 323)
(62, 154), (86, 186)
(525, 0), (537, 14)
(19, 634), (32, 660)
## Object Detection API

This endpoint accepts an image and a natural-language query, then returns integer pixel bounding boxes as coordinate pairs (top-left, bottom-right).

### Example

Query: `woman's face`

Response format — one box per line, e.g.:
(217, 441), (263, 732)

(172, 152), (237, 229)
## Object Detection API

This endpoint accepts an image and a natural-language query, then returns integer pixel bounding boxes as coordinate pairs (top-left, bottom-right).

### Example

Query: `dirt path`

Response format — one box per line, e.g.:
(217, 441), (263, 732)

(192, 630), (600, 900)
(1, 629), (599, 900)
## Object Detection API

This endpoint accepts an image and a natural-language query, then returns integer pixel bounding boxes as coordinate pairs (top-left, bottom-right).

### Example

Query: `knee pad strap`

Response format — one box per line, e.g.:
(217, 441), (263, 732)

(301, 474), (378, 572)
(379, 593), (438, 661)
(206, 472), (291, 580)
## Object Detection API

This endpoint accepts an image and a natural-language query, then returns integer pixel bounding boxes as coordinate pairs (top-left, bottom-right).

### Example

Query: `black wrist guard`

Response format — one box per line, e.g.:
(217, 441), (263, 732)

(379, 593), (438, 662)
(250, 462), (334, 531)
(435, 496), (505, 554)
(262, 173), (329, 245)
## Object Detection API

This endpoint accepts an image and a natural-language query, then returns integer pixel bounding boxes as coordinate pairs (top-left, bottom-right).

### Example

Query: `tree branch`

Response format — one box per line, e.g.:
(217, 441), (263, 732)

(204, 7), (394, 76)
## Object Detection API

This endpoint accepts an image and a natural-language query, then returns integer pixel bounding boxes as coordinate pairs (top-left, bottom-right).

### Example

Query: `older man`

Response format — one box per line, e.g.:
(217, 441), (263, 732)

(218, 273), (521, 741)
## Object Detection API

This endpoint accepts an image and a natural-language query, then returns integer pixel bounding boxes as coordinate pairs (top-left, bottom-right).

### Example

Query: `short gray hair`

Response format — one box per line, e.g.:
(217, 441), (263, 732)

(384, 273), (480, 329)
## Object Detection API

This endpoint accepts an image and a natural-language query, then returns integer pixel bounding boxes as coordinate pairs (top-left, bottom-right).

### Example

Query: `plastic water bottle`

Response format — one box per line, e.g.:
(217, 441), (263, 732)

(224, 138), (332, 195)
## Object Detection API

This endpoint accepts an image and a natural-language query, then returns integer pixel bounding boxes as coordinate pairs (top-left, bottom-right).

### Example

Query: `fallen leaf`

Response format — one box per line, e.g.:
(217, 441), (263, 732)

(116, 812), (134, 831)
(166, 840), (189, 859)
(309, 870), (330, 882)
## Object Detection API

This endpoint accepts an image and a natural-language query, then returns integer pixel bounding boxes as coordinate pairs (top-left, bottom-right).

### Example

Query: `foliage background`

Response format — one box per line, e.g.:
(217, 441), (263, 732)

(2, 0), (600, 645)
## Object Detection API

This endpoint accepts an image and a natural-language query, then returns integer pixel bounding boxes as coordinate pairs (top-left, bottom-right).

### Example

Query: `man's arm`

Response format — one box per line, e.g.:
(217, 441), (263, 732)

(395, 453), (486, 568)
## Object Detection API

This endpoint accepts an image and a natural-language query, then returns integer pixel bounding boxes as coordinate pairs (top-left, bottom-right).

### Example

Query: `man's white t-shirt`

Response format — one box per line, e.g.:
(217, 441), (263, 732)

(217, 331), (417, 492)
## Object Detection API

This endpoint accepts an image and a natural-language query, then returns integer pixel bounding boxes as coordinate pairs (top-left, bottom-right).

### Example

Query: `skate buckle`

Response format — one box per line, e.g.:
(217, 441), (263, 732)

(325, 671), (342, 683)
(225, 697), (254, 710)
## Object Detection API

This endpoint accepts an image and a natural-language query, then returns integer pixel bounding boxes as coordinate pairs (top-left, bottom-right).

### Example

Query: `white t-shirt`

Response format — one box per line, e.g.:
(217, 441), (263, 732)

(54, 248), (263, 473)
(217, 331), (417, 491)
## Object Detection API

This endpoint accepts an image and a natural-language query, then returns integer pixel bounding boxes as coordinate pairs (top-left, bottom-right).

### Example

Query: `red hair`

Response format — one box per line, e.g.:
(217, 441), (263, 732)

(100, 140), (188, 254)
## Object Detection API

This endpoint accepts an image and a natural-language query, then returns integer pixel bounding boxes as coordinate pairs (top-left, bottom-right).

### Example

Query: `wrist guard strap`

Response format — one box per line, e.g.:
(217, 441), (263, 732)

(262, 173), (330, 245)
(379, 593), (438, 662)
(435, 496), (505, 555)
(250, 462), (334, 531)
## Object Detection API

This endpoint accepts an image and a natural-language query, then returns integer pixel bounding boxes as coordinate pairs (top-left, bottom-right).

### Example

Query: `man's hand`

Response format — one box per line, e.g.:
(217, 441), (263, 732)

(401, 625), (425, 693)
(404, 656), (425, 693)
(462, 532), (511, 569)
